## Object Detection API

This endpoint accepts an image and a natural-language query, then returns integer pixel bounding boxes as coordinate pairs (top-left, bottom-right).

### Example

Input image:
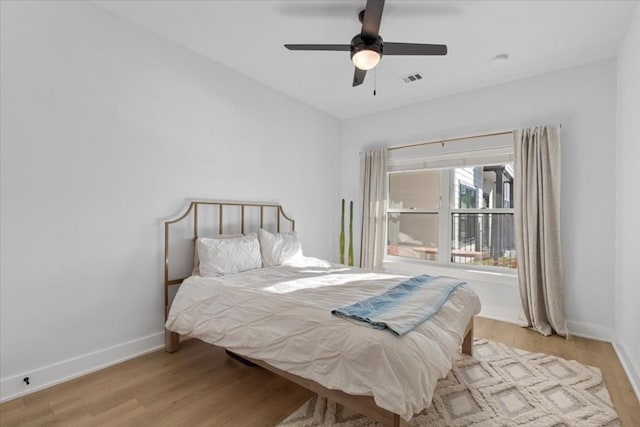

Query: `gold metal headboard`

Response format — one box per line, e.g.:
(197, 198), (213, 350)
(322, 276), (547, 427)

(163, 200), (295, 316)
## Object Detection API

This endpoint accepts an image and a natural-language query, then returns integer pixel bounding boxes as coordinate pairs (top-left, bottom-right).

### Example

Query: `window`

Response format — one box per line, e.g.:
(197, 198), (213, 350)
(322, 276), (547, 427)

(386, 164), (516, 270)
(459, 184), (477, 209)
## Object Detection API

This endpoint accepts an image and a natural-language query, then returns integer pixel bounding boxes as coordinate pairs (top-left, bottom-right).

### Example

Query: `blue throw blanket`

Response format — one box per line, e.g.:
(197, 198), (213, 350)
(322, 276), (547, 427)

(331, 275), (466, 336)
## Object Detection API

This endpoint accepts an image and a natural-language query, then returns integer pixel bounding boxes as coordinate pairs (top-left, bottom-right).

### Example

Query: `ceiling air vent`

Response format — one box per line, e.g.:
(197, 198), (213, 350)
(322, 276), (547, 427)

(401, 72), (423, 83)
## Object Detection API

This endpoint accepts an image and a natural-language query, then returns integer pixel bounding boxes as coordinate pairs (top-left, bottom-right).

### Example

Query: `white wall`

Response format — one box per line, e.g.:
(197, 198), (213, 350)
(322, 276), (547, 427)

(339, 60), (617, 338)
(0, 1), (340, 400)
(615, 2), (640, 399)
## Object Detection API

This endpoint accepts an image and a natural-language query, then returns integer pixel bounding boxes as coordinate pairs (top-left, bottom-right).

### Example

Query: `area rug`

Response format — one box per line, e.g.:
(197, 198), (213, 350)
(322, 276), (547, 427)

(277, 339), (620, 427)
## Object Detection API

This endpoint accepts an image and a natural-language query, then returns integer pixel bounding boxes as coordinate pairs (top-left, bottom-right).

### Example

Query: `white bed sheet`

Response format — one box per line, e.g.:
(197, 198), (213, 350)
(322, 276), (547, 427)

(166, 257), (481, 420)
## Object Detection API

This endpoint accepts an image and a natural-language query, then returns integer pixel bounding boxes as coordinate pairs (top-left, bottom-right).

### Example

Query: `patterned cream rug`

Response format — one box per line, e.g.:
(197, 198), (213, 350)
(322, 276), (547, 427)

(277, 339), (620, 427)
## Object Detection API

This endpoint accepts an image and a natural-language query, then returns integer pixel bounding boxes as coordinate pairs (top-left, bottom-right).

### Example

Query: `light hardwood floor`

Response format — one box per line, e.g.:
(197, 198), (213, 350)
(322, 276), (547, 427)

(1, 317), (638, 426)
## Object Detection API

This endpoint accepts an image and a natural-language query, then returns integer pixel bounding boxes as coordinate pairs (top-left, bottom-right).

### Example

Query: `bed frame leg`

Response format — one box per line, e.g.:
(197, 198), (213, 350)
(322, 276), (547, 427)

(392, 414), (408, 427)
(462, 319), (473, 356)
(165, 329), (180, 353)
(165, 304), (180, 353)
(164, 306), (180, 353)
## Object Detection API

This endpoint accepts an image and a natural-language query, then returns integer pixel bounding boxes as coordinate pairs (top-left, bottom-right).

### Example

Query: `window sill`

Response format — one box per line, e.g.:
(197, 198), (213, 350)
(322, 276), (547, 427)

(382, 257), (518, 286)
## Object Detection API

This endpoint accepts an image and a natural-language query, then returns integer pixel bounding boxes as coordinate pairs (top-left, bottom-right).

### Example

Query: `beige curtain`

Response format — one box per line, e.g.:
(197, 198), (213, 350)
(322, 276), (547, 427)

(360, 149), (387, 270)
(514, 125), (566, 336)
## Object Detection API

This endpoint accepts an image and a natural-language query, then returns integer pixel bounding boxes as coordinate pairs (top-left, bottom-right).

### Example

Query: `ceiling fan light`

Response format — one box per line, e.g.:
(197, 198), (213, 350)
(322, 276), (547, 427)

(352, 49), (381, 70)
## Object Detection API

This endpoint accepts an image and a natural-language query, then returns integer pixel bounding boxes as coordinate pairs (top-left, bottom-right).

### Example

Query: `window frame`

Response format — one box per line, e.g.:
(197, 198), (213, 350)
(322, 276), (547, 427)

(385, 165), (515, 273)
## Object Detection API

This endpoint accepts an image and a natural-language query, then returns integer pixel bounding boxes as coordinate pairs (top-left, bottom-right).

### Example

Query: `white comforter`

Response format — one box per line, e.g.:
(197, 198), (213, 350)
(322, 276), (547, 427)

(165, 258), (481, 421)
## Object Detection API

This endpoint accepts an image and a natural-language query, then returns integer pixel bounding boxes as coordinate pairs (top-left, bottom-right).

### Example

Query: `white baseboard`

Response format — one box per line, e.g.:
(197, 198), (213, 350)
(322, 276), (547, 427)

(0, 332), (164, 403)
(477, 313), (615, 343)
(565, 319), (614, 342)
(478, 304), (528, 326)
(612, 340), (640, 404)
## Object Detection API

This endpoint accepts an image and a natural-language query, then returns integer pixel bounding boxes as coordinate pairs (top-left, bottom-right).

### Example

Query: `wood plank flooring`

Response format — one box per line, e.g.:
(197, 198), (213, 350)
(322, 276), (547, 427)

(1, 317), (638, 426)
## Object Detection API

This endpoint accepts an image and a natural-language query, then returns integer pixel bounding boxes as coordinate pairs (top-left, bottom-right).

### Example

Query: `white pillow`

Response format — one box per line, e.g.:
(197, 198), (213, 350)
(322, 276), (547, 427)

(258, 228), (303, 267)
(196, 233), (261, 276)
(193, 234), (242, 276)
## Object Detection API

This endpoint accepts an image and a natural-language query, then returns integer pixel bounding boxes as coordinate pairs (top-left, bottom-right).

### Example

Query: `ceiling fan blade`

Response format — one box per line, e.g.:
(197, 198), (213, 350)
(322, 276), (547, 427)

(353, 67), (367, 87)
(284, 44), (351, 51)
(384, 42), (447, 56)
(361, 0), (385, 37)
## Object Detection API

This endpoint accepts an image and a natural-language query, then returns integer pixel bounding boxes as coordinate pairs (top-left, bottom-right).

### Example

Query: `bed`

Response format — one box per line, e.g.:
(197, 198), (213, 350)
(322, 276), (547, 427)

(163, 200), (481, 427)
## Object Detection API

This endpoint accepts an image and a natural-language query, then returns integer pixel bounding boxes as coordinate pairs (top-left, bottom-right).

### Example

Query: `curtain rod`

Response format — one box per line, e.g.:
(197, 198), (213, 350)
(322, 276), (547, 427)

(387, 130), (513, 151)
(387, 124), (562, 152)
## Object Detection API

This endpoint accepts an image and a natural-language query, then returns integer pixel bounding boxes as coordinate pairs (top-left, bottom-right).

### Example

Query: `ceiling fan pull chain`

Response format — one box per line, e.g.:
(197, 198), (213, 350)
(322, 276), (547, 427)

(373, 68), (377, 96)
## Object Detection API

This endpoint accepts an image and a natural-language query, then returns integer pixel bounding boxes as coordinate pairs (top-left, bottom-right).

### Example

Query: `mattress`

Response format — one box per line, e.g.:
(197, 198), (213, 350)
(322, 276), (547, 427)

(165, 257), (481, 420)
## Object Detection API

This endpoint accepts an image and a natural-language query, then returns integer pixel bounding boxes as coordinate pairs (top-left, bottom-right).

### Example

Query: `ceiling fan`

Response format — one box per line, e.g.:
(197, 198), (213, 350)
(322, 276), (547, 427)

(284, 0), (447, 87)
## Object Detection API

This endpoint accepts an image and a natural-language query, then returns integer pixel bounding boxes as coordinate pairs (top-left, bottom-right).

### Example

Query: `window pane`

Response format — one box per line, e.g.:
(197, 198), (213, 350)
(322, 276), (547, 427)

(451, 213), (516, 269)
(389, 171), (440, 210)
(451, 164), (514, 209)
(459, 185), (477, 209)
(452, 167), (481, 208)
(387, 213), (439, 260)
(481, 164), (514, 209)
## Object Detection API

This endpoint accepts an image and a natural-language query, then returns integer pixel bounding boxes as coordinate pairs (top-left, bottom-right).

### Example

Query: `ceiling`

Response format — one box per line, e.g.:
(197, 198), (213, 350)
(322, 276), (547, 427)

(95, 0), (637, 120)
